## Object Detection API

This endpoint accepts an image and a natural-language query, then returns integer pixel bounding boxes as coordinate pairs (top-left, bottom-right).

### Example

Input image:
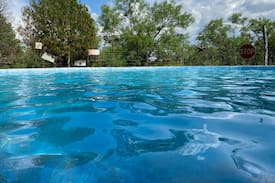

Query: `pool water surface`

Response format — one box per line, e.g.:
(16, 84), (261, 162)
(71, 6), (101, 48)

(0, 66), (275, 182)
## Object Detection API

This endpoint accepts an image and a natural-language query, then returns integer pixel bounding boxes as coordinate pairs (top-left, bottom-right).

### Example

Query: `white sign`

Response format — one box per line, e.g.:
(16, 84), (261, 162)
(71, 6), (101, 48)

(148, 56), (157, 62)
(74, 60), (86, 67)
(41, 52), (55, 63)
(88, 49), (100, 56)
(35, 42), (43, 50)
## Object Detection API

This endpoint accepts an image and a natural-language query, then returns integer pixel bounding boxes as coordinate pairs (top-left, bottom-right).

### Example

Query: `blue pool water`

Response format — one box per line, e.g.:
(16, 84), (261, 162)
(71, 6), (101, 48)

(0, 66), (275, 182)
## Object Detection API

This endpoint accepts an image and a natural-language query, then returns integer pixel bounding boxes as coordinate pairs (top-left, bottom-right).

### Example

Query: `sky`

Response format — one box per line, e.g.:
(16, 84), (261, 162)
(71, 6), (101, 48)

(7, 0), (275, 42)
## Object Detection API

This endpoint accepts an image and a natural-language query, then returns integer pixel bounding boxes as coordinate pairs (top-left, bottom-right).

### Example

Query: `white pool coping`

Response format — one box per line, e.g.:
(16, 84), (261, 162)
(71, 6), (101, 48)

(0, 66), (274, 75)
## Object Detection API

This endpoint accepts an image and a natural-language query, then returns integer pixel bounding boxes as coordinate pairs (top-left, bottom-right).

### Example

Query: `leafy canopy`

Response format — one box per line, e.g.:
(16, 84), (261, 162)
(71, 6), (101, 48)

(20, 0), (97, 66)
(99, 0), (194, 66)
(0, 0), (20, 65)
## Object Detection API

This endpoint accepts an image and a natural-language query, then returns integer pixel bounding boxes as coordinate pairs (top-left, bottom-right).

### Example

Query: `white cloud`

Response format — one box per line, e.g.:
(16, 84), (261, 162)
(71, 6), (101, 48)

(7, 0), (27, 29)
(91, 12), (99, 21)
(178, 0), (275, 42)
(82, 4), (99, 21)
(147, 0), (275, 42)
(244, 0), (275, 13)
(6, 0), (275, 43)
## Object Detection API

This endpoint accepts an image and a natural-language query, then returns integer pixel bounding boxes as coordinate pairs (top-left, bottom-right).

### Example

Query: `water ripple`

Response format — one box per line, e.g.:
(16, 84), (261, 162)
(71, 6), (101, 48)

(0, 67), (275, 182)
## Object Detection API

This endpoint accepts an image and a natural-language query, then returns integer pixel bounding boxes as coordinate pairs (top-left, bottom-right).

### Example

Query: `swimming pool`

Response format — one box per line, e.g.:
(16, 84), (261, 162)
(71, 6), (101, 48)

(0, 66), (275, 182)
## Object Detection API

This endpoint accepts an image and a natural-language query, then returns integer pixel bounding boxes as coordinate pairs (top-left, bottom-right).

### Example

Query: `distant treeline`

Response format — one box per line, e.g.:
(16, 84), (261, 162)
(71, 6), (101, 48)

(0, 0), (274, 68)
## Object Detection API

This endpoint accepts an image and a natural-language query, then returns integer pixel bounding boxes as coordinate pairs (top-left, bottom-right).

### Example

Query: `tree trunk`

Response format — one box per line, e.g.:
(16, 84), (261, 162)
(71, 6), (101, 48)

(67, 53), (71, 67)
(263, 25), (269, 66)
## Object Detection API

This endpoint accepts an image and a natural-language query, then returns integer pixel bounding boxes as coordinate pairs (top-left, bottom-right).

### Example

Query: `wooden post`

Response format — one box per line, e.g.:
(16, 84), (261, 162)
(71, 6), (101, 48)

(263, 25), (269, 66)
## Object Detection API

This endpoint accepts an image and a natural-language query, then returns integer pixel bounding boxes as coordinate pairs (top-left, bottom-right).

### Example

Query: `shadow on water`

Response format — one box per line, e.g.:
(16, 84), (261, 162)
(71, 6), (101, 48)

(0, 116), (97, 176)
(112, 119), (139, 126)
(0, 117), (98, 182)
(32, 116), (95, 146)
(0, 122), (25, 133)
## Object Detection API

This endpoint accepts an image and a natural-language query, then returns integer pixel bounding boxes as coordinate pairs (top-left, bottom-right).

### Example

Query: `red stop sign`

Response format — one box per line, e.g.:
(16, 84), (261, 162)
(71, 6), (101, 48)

(240, 44), (256, 59)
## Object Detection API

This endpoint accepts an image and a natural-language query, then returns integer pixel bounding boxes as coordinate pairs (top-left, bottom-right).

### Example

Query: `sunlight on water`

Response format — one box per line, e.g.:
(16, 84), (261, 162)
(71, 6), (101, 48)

(0, 66), (275, 182)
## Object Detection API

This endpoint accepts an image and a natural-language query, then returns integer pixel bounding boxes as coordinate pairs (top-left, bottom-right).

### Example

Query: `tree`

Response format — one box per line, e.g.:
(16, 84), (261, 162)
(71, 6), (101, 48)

(248, 17), (275, 65)
(99, 0), (194, 66)
(196, 14), (275, 66)
(20, 0), (97, 67)
(197, 19), (232, 65)
(0, 0), (20, 66)
(227, 13), (252, 65)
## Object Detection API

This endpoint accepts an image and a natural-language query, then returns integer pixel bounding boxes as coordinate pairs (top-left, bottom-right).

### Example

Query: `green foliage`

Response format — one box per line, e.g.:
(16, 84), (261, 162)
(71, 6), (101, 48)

(197, 19), (232, 65)
(0, 0), (20, 67)
(98, 46), (126, 67)
(99, 0), (194, 66)
(195, 14), (275, 66)
(20, 0), (97, 66)
(248, 17), (275, 65)
(2, 0), (275, 68)
(15, 49), (46, 68)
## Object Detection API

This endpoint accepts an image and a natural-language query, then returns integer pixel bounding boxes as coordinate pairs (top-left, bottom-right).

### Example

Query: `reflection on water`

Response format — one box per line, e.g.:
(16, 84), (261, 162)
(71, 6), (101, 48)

(231, 149), (275, 182)
(232, 153), (264, 178)
(112, 124), (222, 157)
(3, 152), (97, 171)
(179, 124), (220, 156)
(0, 67), (275, 182)
(112, 129), (190, 156)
